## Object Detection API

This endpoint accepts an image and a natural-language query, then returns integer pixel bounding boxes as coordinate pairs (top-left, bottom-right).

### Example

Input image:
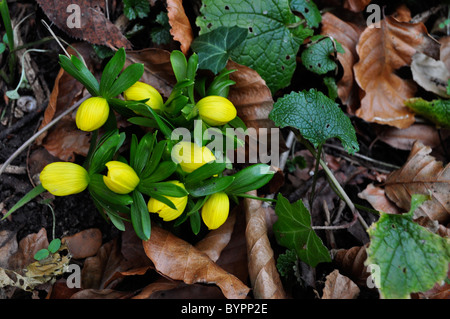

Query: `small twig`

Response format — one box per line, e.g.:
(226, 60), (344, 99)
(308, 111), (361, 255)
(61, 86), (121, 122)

(322, 200), (336, 249)
(0, 95), (91, 177)
(411, 4), (446, 24)
(0, 164), (26, 175)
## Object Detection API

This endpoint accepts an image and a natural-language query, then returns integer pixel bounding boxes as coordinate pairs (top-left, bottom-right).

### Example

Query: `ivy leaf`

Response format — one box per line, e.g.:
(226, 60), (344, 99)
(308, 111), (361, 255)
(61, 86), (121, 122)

(301, 37), (342, 75)
(196, 0), (313, 93)
(269, 89), (359, 154)
(366, 194), (450, 299)
(405, 98), (450, 129)
(123, 0), (150, 20)
(191, 26), (248, 74)
(273, 194), (331, 267)
(290, 0), (322, 28)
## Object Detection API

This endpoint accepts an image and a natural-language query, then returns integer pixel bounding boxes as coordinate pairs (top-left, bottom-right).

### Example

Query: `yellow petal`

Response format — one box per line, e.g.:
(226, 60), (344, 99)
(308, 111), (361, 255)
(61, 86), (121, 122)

(201, 192), (229, 230)
(76, 97), (109, 131)
(196, 95), (237, 126)
(171, 141), (216, 173)
(40, 162), (89, 196)
(103, 161), (140, 194)
(123, 81), (164, 111)
(147, 181), (188, 221)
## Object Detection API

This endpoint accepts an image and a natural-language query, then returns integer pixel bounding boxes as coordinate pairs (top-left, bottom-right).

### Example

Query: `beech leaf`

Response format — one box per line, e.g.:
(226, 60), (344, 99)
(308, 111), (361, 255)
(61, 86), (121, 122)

(366, 194), (450, 299)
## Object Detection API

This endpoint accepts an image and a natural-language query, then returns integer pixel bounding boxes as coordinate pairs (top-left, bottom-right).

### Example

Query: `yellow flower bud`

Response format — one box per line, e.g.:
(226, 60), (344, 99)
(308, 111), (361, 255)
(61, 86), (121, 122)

(123, 81), (164, 111)
(147, 181), (188, 221)
(103, 161), (140, 194)
(171, 141), (216, 173)
(196, 95), (237, 126)
(201, 192), (229, 230)
(40, 162), (89, 196)
(76, 97), (110, 131)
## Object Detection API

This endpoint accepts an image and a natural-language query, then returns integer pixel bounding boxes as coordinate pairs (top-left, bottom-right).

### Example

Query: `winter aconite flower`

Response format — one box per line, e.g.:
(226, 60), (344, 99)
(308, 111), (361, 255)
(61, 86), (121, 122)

(147, 181), (188, 221)
(123, 81), (164, 111)
(40, 162), (90, 196)
(171, 141), (216, 173)
(196, 96), (237, 126)
(76, 97), (110, 131)
(201, 192), (230, 230)
(103, 161), (140, 194)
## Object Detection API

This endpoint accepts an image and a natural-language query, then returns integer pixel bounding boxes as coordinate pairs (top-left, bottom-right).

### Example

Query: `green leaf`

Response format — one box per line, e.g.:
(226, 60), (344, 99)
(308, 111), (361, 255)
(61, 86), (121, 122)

(141, 140), (167, 179)
(59, 55), (100, 96)
(185, 161), (227, 185)
(2, 184), (46, 220)
(100, 48), (126, 97)
(191, 26), (248, 74)
(366, 194), (450, 299)
(123, 0), (150, 20)
(0, 42), (6, 54)
(276, 249), (298, 278)
(48, 239), (61, 254)
(290, 0), (321, 28)
(190, 211), (202, 235)
(88, 174), (133, 207)
(225, 164), (274, 195)
(106, 63), (144, 98)
(323, 76), (338, 101)
(269, 89), (359, 154)
(88, 132), (125, 174)
(34, 249), (49, 261)
(301, 37), (338, 75)
(405, 97), (450, 128)
(141, 161), (177, 183)
(131, 190), (151, 240)
(151, 27), (172, 45)
(170, 50), (187, 83)
(273, 194), (331, 267)
(132, 132), (156, 175)
(186, 176), (235, 197)
(196, 0), (313, 93)
(139, 181), (188, 198)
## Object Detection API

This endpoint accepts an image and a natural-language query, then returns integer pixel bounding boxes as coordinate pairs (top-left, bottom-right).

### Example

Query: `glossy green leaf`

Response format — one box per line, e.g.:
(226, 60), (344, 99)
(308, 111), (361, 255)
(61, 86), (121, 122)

(185, 161), (227, 185)
(131, 190), (151, 240)
(170, 50), (188, 82)
(186, 176), (235, 197)
(191, 26), (248, 74)
(273, 194), (331, 267)
(366, 194), (450, 299)
(196, 0), (313, 93)
(106, 63), (144, 98)
(123, 0), (150, 20)
(48, 239), (61, 254)
(141, 140), (167, 179)
(2, 184), (46, 220)
(88, 174), (133, 207)
(139, 181), (188, 198)
(59, 55), (99, 96)
(100, 48), (126, 96)
(88, 132), (125, 174)
(301, 37), (339, 75)
(405, 97), (450, 128)
(269, 89), (359, 154)
(141, 161), (177, 183)
(34, 249), (49, 261)
(225, 164), (274, 195)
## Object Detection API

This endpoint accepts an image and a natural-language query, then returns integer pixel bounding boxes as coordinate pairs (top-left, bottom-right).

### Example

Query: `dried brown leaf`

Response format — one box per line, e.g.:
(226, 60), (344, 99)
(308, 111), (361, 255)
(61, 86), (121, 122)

(343, 0), (372, 12)
(0, 230), (17, 269)
(167, 0), (193, 54)
(62, 228), (102, 259)
(70, 288), (134, 299)
(36, 0), (131, 49)
(385, 141), (450, 223)
(411, 52), (450, 98)
(322, 269), (360, 299)
(243, 191), (285, 299)
(8, 228), (49, 271)
(332, 245), (369, 287)
(358, 184), (401, 215)
(354, 14), (440, 128)
(142, 226), (249, 299)
(321, 13), (362, 113)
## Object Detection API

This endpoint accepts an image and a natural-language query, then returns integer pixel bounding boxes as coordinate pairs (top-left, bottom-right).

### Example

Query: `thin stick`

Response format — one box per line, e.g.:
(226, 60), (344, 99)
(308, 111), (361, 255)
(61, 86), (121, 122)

(0, 94), (91, 177)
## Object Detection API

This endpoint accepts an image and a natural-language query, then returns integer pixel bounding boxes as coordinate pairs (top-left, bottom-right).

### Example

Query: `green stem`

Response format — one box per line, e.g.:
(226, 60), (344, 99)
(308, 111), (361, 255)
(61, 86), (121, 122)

(309, 143), (323, 209)
(236, 193), (277, 202)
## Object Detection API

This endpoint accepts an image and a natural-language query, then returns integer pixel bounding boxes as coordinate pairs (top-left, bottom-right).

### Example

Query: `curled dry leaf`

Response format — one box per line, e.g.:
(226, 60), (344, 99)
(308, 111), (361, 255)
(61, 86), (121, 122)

(0, 230), (17, 269)
(385, 141), (450, 224)
(353, 14), (440, 128)
(321, 13), (362, 113)
(411, 52), (450, 98)
(358, 184), (401, 215)
(62, 228), (102, 259)
(343, 0), (372, 12)
(8, 228), (49, 271)
(332, 244), (369, 287)
(244, 191), (285, 299)
(167, 0), (193, 54)
(36, 0), (131, 49)
(142, 226), (250, 299)
(322, 269), (360, 299)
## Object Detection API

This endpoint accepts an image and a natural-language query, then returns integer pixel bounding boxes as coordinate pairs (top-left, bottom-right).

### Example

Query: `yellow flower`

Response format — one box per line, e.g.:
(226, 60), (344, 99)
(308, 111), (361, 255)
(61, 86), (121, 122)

(103, 161), (140, 194)
(76, 97), (110, 131)
(123, 81), (164, 111)
(201, 192), (229, 230)
(147, 181), (188, 221)
(196, 95), (237, 126)
(171, 141), (216, 173)
(40, 162), (90, 196)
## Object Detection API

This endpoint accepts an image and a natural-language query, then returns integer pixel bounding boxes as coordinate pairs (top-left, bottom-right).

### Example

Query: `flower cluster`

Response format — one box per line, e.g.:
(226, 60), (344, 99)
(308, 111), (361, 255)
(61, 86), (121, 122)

(9, 49), (274, 240)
